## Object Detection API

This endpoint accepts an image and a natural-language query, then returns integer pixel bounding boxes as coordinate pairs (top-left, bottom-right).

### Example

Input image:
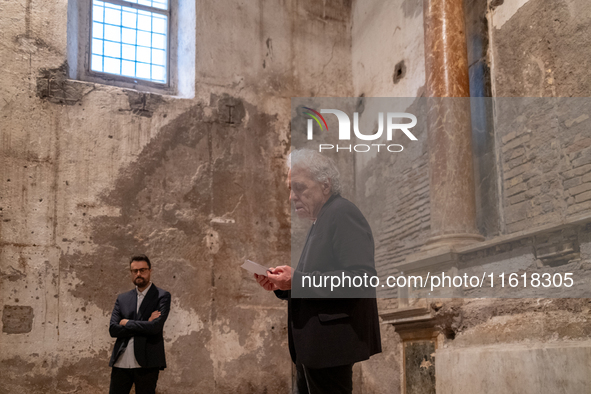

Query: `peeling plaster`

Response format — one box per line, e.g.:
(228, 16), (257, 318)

(2, 0), (352, 392)
(164, 298), (206, 340)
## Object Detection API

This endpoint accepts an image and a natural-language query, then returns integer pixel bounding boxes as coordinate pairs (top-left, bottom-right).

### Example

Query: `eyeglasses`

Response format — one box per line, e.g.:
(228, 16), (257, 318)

(130, 268), (150, 275)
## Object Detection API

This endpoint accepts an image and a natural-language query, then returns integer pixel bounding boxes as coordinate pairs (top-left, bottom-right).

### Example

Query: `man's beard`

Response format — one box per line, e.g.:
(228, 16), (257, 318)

(134, 277), (146, 286)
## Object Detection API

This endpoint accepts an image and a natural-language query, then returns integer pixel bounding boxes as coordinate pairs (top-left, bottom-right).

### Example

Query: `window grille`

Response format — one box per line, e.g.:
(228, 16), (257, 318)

(90, 0), (169, 84)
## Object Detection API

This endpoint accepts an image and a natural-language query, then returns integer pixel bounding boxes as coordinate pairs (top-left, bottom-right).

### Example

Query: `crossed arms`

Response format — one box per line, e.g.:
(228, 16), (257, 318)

(109, 292), (171, 338)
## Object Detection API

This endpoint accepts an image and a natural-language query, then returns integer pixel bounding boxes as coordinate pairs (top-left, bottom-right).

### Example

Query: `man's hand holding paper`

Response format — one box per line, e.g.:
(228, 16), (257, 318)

(266, 265), (292, 291)
(245, 259), (292, 291)
(254, 272), (278, 291)
(253, 265), (292, 291)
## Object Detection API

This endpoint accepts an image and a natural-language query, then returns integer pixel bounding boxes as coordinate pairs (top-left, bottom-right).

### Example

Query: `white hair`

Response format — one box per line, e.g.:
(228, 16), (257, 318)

(287, 149), (342, 195)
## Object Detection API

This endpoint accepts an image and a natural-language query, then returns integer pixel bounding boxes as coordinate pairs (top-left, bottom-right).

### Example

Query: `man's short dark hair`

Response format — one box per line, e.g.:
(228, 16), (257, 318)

(129, 254), (151, 269)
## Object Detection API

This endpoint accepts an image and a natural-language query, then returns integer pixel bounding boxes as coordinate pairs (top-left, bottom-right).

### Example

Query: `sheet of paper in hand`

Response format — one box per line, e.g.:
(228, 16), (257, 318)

(241, 259), (270, 276)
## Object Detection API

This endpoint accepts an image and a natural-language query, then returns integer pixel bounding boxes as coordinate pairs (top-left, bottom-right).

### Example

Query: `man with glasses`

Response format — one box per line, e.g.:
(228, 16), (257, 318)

(108, 255), (171, 394)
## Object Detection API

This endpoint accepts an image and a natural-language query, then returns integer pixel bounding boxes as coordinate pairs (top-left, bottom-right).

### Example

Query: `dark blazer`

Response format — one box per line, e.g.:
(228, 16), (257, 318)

(276, 194), (382, 369)
(109, 284), (171, 369)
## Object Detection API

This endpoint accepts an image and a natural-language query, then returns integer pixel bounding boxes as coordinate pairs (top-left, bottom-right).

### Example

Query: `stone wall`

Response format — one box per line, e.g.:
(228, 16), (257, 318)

(497, 98), (591, 233)
(351, 0), (591, 393)
(0, 0), (352, 393)
(491, 0), (591, 231)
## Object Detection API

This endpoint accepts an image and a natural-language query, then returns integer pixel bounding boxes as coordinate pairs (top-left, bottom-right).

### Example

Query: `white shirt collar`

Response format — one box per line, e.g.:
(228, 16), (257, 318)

(136, 282), (152, 296)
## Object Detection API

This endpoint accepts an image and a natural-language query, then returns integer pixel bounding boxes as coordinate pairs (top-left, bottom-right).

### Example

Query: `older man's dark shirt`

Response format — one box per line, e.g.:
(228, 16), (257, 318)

(275, 193), (382, 369)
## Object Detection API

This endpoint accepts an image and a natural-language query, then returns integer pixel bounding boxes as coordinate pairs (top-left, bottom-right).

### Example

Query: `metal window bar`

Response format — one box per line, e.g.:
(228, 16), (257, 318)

(90, 0), (169, 84)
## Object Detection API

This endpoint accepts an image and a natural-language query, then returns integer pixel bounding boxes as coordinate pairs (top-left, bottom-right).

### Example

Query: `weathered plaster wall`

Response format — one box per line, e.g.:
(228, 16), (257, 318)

(437, 342), (591, 394)
(350, 0), (591, 393)
(351, 0), (425, 98)
(490, 0), (591, 97)
(0, 0), (352, 392)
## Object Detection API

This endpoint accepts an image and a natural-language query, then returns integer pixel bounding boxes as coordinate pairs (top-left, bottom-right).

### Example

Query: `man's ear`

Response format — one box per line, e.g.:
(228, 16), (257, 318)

(323, 180), (332, 195)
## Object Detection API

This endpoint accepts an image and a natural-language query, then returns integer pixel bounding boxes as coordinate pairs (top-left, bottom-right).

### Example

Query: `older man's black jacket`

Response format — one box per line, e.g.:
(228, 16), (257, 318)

(108, 284), (171, 369)
(275, 194), (382, 369)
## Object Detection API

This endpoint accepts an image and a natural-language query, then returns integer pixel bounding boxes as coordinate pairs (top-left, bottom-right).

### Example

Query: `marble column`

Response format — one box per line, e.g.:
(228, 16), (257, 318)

(423, 0), (483, 248)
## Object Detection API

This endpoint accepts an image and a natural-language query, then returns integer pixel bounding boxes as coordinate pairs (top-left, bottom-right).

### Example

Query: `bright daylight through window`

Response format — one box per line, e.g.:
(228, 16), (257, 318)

(91, 0), (169, 84)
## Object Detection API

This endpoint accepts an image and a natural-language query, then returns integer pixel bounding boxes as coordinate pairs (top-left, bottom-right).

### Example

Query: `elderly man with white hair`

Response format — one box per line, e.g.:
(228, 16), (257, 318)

(255, 149), (382, 394)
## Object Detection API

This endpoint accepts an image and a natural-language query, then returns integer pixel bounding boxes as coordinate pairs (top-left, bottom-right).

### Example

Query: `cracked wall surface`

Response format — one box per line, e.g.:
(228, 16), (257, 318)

(0, 0), (352, 392)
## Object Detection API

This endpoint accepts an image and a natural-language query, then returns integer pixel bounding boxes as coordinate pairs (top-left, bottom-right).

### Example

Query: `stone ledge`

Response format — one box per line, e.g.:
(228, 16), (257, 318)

(379, 213), (591, 324)
(456, 212), (591, 255)
(380, 303), (433, 326)
(437, 340), (591, 353)
(392, 212), (591, 273)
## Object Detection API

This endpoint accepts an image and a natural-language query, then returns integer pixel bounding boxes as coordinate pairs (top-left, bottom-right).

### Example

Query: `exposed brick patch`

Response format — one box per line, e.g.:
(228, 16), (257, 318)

(569, 183), (591, 196)
(505, 220), (530, 233)
(506, 183), (527, 197)
(567, 200), (591, 215)
(374, 154), (430, 277)
(575, 191), (591, 204)
(504, 161), (533, 180)
(563, 164), (591, 180)
(572, 150), (591, 168)
(564, 177), (582, 190)
(501, 134), (531, 153)
(499, 101), (591, 233)
(505, 201), (530, 224)
(565, 137), (591, 154)
(493, 0), (591, 233)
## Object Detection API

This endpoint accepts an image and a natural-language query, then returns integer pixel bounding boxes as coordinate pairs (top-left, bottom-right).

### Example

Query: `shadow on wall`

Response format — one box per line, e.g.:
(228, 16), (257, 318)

(2, 95), (291, 393)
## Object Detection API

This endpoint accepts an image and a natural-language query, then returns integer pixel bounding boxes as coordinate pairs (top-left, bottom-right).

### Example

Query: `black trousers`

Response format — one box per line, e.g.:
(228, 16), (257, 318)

(109, 367), (160, 394)
(294, 362), (353, 394)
